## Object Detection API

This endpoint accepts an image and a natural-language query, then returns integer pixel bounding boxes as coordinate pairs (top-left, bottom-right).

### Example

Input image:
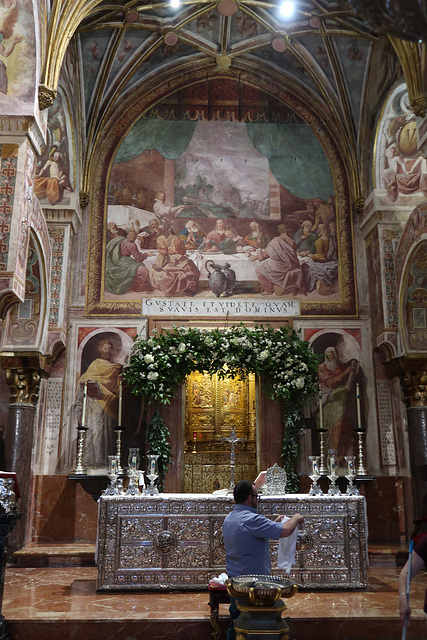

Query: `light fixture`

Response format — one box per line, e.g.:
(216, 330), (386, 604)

(170, 0), (180, 8)
(279, 1), (295, 19)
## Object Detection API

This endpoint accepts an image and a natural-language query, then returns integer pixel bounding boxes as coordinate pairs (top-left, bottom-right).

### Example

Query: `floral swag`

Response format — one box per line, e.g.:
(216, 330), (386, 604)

(124, 324), (319, 492)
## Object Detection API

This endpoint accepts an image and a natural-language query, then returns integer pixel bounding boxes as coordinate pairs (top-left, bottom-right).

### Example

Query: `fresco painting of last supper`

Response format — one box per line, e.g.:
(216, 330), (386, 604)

(104, 118), (338, 302)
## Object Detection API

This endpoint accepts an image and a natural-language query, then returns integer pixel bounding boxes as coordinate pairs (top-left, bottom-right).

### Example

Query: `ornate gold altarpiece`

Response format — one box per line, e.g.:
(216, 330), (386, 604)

(96, 494), (368, 592)
(184, 371), (257, 493)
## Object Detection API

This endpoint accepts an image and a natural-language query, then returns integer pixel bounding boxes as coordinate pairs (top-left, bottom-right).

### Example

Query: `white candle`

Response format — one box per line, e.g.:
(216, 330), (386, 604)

(81, 382), (88, 427)
(150, 459), (155, 475)
(111, 457), (116, 474)
(318, 384), (324, 430)
(312, 459), (318, 475)
(356, 383), (361, 429)
(132, 455), (137, 470)
(118, 378), (123, 427)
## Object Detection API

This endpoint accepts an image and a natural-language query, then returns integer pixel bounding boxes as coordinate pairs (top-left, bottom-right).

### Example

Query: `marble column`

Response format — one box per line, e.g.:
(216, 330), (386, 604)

(1, 356), (51, 551)
(403, 370), (427, 520)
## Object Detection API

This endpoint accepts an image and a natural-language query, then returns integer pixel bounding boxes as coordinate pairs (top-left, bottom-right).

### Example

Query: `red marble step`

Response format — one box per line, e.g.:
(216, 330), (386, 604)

(3, 566), (426, 640)
(13, 542), (96, 567)
(368, 543), (410, 567)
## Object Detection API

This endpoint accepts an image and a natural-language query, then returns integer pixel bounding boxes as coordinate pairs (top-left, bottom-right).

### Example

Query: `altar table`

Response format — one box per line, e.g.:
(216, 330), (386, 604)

(96, 493), (368, 592)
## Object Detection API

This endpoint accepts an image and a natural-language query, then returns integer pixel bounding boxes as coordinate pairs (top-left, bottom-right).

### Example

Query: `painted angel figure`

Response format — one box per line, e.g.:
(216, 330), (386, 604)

(0, 1), (23, 94)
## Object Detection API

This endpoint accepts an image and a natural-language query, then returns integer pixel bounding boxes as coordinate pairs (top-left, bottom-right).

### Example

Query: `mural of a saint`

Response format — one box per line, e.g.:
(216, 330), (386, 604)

(73, 338), (122, 469)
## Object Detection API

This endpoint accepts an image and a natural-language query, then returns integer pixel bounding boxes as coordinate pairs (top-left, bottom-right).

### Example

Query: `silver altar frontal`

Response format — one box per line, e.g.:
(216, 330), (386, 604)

(96, 493), (368, 592)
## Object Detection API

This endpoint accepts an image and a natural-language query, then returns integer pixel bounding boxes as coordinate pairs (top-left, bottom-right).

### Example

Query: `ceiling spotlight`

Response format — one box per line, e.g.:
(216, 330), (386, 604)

(170, 0), (180, 7)
(279, 1), (295, 18)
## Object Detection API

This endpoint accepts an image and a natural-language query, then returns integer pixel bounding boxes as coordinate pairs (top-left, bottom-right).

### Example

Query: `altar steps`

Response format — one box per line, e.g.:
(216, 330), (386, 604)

(2, 565), (425, 640)
(13, 542), (96, 567)
(12, 542), (409, 568)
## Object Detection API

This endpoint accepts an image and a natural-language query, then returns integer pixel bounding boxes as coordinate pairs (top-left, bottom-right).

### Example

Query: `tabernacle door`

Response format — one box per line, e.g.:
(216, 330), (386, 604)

(183, 371), (257, 492)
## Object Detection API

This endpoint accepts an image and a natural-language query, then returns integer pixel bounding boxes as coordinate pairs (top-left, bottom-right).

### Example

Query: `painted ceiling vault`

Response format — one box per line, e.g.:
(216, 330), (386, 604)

(43, 1), (400, 198)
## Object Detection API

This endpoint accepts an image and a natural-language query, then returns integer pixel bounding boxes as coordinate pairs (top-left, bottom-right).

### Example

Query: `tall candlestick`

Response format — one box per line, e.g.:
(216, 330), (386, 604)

(118, 377), (123, 427)
(356, 383), (362, 430)
(318, 384), (324, 430)
(81, 382), (88, 427)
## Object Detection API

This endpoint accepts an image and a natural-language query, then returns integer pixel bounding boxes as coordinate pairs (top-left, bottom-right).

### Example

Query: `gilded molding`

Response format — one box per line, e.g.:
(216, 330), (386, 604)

(40, 1), (104, 98)
(402, 370), (427, 407)
(388, 37), (426, 118)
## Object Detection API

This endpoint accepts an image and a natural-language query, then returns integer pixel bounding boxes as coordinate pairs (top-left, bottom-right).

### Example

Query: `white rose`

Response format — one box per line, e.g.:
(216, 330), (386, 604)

(147, 371), (159, 380)
(178, 343), (186, 352)
(295, 377), (305, 389)
(144, 354), (155, 364)
(259, 350), (269, 361)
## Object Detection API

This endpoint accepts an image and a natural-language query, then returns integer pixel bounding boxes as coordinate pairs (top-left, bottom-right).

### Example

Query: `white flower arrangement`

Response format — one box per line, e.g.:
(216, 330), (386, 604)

(125, 324), (319, 493)
(125, 324), (318, 406)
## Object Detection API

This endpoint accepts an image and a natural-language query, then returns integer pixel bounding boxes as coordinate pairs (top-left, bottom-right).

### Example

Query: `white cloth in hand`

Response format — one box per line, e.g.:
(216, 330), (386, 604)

(277, 517), (299, 574)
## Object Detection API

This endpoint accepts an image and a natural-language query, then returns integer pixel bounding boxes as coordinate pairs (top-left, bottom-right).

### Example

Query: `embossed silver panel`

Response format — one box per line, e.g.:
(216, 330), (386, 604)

(96, 494), (368, 591)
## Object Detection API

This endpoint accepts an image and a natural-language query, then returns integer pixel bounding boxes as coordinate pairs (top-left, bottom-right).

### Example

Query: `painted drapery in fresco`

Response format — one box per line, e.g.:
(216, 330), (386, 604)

(105, 117), (339, 302)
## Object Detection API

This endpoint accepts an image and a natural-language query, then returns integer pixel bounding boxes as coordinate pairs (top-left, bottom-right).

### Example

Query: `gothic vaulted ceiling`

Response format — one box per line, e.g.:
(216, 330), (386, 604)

(43, 0), (400, 197)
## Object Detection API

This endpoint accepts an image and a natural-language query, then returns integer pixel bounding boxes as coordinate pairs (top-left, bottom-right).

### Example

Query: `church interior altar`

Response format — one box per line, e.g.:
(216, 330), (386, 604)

(96, 493), (367, 592)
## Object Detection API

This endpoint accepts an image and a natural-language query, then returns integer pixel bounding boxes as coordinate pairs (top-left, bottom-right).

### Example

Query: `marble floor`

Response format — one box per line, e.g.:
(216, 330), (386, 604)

(2, 565), (426, 640)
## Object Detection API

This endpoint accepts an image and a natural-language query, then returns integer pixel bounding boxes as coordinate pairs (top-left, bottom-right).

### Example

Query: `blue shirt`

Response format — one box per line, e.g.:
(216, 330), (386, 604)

(222, 504), (283, 577)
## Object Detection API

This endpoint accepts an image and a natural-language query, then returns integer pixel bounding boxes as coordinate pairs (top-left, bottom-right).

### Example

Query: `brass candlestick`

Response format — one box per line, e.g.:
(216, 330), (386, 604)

(115, 375), (124, 474)
(354, 383), (368, 476)
(317, 429), (329, 476)
(73, 381), (88, 475)
(114, 428), (125, 475)
(73, 427), (88, 475)
(317, 384), (328, 475)
(355, 430), (367, 476)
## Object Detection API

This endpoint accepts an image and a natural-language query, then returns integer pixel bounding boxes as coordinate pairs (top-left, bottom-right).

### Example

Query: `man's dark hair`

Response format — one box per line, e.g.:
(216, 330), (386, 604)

(234, 480), (254, 504)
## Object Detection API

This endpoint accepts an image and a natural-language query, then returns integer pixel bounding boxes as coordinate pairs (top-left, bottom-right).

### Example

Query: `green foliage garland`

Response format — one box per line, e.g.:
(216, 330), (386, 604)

(124, 324), (319, 491)
(146, 407), (172, 493)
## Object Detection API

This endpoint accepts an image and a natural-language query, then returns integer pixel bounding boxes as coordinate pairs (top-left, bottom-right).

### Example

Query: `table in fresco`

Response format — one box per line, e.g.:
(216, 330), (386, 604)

(96, 493), (368, 591)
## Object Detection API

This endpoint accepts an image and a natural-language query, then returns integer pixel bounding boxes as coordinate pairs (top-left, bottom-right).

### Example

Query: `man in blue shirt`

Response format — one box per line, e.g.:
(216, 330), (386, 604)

(223, 480), (304, 640)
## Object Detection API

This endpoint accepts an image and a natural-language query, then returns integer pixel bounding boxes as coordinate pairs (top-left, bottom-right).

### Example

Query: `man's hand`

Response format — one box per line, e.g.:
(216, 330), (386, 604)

(279, 513), (304, 537)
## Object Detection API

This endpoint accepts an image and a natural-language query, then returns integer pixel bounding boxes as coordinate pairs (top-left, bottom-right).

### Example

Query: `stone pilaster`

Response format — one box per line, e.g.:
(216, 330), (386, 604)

(0, 353), (51, 550)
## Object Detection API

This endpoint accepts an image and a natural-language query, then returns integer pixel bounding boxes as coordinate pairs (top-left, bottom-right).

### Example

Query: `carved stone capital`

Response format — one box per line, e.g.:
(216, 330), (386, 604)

(38, 85), (56, 111)
(353, 197), (365, 215)
(0, 352), (53, 406)
(402, 370), (427, 407)
(79, 192), (89, 208)
(5, 368), (41, 406)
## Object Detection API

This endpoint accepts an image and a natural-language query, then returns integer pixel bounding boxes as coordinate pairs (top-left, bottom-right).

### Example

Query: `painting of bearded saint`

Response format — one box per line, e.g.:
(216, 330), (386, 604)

(317, 345), (360, 463)
(73, 337), (122, 469)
